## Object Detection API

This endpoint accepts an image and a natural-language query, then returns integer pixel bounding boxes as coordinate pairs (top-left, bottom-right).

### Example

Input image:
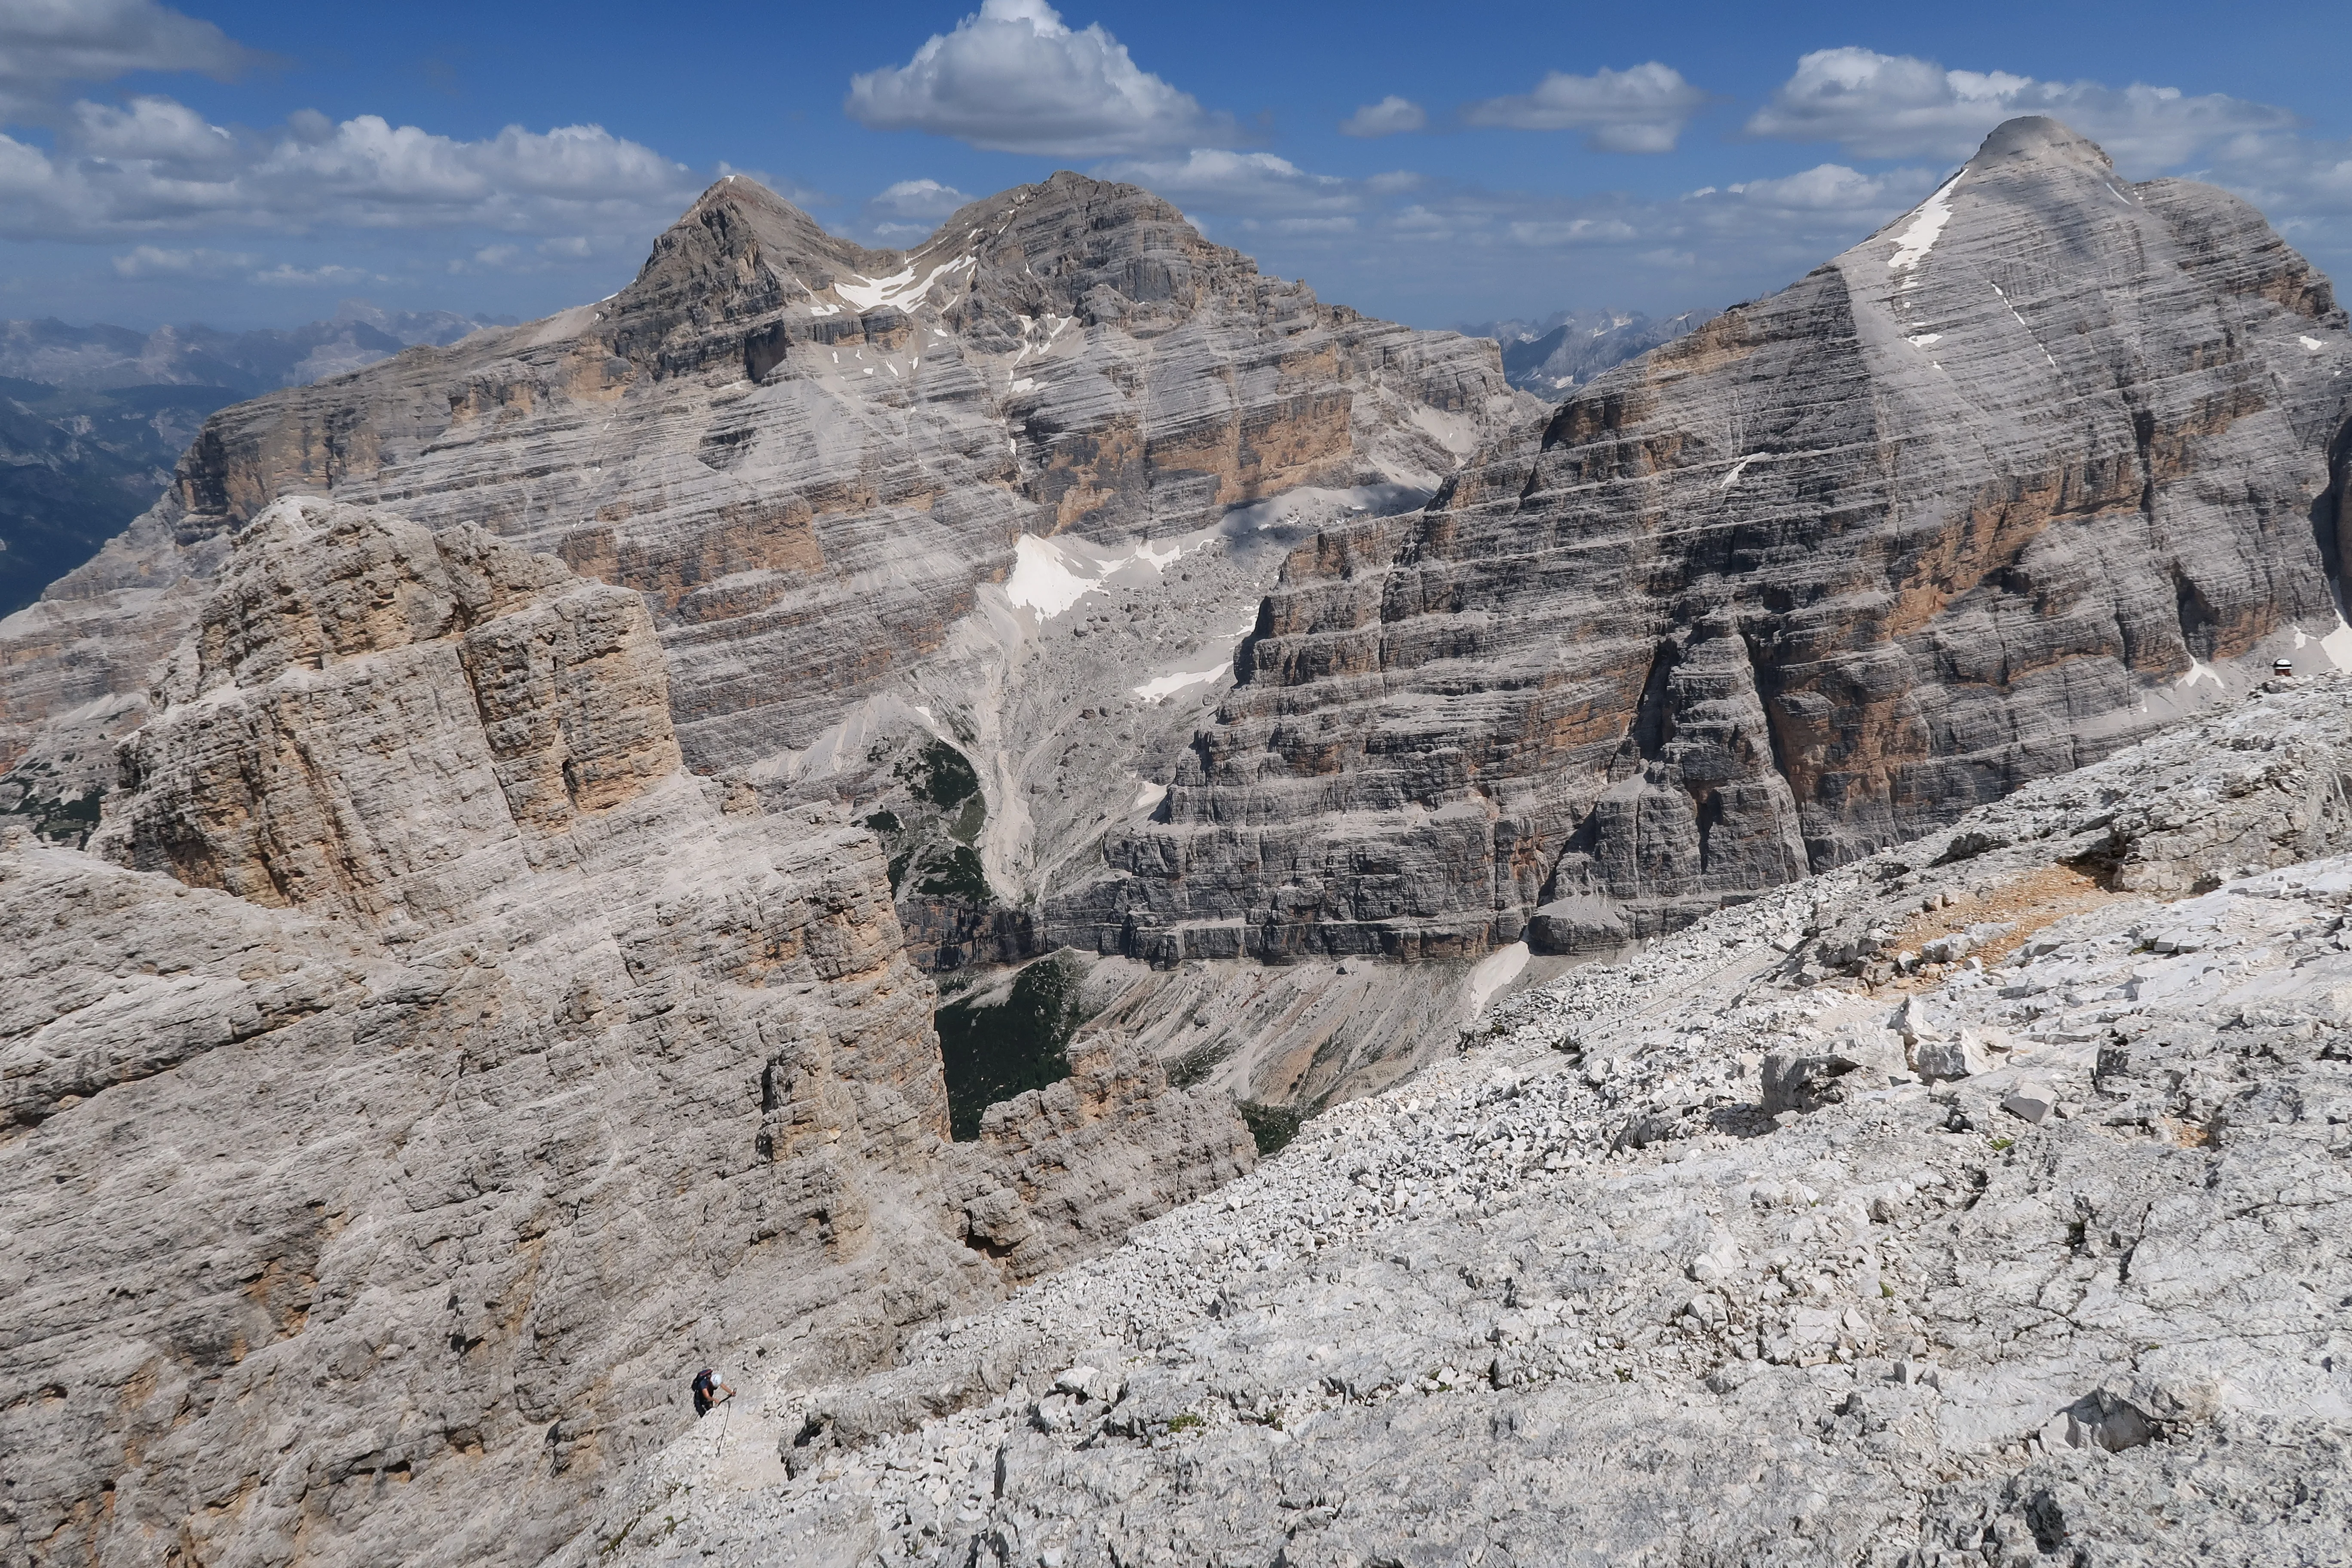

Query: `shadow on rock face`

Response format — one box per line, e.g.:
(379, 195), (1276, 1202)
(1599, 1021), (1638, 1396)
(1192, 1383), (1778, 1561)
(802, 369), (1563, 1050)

(935, 952), (1087, 1140)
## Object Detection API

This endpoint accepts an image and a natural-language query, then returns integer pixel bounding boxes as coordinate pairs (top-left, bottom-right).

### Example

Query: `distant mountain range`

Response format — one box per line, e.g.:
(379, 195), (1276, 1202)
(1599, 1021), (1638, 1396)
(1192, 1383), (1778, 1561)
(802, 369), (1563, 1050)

(1459, 308), (1713, 395)
(0, 302), (512, 618)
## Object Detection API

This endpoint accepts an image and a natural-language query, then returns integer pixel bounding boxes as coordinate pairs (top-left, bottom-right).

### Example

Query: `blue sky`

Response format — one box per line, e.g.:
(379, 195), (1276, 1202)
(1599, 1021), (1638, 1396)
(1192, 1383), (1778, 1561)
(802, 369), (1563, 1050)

(3, 0), (2349, 332)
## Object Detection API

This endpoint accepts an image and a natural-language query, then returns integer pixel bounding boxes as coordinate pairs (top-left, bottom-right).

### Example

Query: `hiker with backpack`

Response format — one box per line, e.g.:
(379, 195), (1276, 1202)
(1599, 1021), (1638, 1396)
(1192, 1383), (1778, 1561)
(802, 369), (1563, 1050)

(691, 1366), (734, 1417)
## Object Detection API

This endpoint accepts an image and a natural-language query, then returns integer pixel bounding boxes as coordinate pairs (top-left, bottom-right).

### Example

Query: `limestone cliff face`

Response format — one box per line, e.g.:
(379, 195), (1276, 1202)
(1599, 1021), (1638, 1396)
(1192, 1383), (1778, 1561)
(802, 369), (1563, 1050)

(0, 174), (1520, 986)
(0, 172), (1513, 779)
(1066, 118), (2352, 963)
(0, 501), (1250, 1568)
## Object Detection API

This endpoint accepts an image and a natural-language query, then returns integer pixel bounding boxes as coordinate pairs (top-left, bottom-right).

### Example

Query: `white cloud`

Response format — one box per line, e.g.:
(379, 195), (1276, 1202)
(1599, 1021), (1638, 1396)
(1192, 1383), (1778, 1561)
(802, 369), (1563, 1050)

(1088, 136), (1935, 297)
(1746, 48), (2295, 167)
(1715, 163), (1931, 212)
(1093, 149), (1356, 218)
(0, 0), (262, 118)
(66, 94), (236, 165)
(1341, 96), (1425, 138)
(252, 261), (378, 287)
(1463, 63), (1709, 153)
(858, 178), (976, 245)
(109, 242), (253, 276)
(1385, 204), (1453, 242)
(0, 101), (702, 241)
(845, 0), (1238, 156)
(867, 178), (973, 220)
(2197, 132), (2352, 219)
(1504, 216), (1638, 246)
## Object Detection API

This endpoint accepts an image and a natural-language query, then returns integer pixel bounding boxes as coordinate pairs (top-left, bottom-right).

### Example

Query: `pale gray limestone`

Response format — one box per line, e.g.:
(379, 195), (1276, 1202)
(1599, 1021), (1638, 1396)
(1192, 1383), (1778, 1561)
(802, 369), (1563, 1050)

(579, 671), (2352, 1568)
(0, 502), (1249, 1568)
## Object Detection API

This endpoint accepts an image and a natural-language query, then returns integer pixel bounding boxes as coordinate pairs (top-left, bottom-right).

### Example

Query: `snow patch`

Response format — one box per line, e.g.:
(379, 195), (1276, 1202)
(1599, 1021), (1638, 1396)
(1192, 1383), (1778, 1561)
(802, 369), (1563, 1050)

(1906, 333), (1942, 348)
(808, 303), (841, 318)
(1011, 313), (1075, 366)
(2301, 336), (2328, 353)
(1133, 655), (1234, 703)
(1719, 454), (1758, 490)
(1989, 281), (2061, 374)
(833, 254), (975, 313)
(1464, 941), (1530, 1018)
(1005, 532), (1198, 622)
(2175, 658), (2222, 690)
(1886, 172), (1965, 280)
(2323, 617), (2352, 671)
(1409, 403), (1477, 457)
(1130, 780), (1169, 815)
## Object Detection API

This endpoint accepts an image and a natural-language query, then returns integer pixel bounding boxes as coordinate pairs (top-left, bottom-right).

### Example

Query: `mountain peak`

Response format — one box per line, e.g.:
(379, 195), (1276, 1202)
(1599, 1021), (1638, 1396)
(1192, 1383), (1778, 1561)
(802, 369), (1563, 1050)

(1967, 114), (2115, 176)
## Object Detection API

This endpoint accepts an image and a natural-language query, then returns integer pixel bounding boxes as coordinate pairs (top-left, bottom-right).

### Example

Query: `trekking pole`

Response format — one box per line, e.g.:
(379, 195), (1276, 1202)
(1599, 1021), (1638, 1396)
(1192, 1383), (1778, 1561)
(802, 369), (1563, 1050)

(718, 1394), (732, 1458)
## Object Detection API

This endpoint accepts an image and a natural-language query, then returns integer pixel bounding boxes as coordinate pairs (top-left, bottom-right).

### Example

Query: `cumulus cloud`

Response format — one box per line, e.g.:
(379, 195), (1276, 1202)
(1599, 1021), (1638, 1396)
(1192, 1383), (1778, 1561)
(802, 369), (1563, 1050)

(2201, 132), (2352, 220)
(1746, 48), (2295, 167)
(1092, 149), (1357, 218)
(1504, 215), (1638, 246)
(1341, 96), (1425, 138)
(859, 177), (976, 243)
(66, 94), (236, 164)
(0, 0), (263, 118)
(867, 178), (974, 220)
(1691, 163), (1935, 212)
(0, 102), (702, 241)
(845, 0), (1238, 156)
(1463, 63), (1709, 153)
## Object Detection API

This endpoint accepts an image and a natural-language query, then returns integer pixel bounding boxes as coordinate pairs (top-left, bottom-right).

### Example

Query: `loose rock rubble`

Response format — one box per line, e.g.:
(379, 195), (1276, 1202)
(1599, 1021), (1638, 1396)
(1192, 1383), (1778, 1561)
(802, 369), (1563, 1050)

(578, 674), (2352, 1567)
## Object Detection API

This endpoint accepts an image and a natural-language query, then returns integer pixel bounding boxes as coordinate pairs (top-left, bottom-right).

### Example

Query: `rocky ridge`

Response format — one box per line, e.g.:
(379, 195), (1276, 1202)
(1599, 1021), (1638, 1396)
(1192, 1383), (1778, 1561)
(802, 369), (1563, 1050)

(1072, 117), (2352, 968)
(0, 500), (1250, 1568)
(0, 174), (1523, 969)
(579, 670), (2352, 1568)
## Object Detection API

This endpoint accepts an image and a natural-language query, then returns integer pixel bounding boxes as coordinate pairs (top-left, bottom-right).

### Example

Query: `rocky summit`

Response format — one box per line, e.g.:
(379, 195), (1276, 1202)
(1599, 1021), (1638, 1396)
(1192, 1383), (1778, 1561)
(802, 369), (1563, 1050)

(5, 114), (2352, 1568)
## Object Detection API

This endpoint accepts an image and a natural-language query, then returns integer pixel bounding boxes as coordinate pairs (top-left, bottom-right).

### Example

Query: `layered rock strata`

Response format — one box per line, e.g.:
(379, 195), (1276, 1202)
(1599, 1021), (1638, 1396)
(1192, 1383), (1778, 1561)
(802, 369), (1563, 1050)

(1071, 117), (2352, 965)
(578, 670), (2352, 1566)
(0, 175), (1520, 968)
(0, 501), (1250, 1568)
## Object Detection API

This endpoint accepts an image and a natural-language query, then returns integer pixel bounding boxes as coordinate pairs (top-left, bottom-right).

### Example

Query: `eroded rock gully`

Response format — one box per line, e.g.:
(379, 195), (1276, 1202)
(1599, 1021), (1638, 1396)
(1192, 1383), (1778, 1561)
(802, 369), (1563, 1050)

(0, 501), (1249, 1568)
(1069, 117), (2352, 967)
